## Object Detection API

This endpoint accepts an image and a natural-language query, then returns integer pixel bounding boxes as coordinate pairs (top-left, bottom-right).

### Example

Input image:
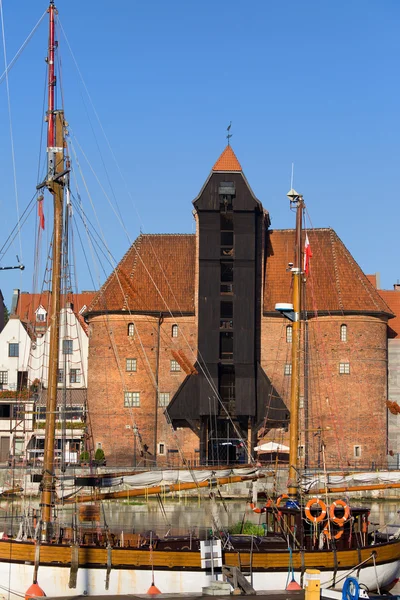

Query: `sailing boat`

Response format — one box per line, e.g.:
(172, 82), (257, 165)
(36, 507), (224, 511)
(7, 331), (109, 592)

(0, 2), (400, 598)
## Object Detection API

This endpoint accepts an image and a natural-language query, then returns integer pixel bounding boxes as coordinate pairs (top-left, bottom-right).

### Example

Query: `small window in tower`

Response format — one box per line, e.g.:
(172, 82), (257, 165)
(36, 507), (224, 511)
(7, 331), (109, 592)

(220, 332), (233, 359)
(284, 364), (292, 376)
(220, 263), (233, 294)
(220, 213), (233, 231)
(128, 323), (135, 337)
(354, 445), (361, 458)
(172, 324), (178, 338)
(158, 443), (165, 455)
(286, 325), (293, 343)
(298, 445), (305, 458)
(170, 360), (181, 372)
(220, 301), (233, 329)
(340, 324), (347, 342)
(339, 362), (350, 374)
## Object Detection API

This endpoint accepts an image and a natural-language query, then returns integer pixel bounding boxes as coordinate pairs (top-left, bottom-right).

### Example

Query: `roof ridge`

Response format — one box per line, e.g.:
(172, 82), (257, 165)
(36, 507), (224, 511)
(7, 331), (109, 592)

(330, 229), (344, 311)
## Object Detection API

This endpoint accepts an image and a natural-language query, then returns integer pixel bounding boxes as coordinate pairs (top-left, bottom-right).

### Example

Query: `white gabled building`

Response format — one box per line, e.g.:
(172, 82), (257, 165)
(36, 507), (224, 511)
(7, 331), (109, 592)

(0, 316), (34, 462)
(0, 290), (95, 464)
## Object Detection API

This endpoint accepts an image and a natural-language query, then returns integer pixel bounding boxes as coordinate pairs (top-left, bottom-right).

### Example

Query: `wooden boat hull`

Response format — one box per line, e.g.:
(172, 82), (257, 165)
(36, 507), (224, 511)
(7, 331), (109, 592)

(0, 538), (399, 598)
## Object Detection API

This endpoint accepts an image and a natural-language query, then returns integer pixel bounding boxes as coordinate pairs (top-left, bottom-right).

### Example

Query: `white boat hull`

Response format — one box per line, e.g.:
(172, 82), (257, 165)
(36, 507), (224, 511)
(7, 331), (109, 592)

(0, 557), (399, 599)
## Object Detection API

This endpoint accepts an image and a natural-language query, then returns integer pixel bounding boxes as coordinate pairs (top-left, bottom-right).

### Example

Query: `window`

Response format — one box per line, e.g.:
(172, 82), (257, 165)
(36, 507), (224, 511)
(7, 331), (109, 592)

(284, 364), (292, 376)
(126, 358), (137, 372)
(57, 369), (64, 383)
(298, 445), (305, 458)
(8, 343), (19, 357)
(13, 437), (24, 456)
(62, 339), (73, 355)
(339, 362), (350, 374)
(340, 324), (347, 342)
(64, 405), (84, 420)
(36, 313), (45, 322)
(158, 392), (170, 407)
(170, 360), (181, 372)
(220, 332), (233, 359)
(124, 392), (140, 407)
(70, 369), (81, 384)
(128, 323), (135, 337)
(12, 404), (25, 419)
(299, 396), (304, 409)
(286, 325), (293, 343)
(96, 442), (102, 450)
(158, 443), (165, 455)
(36, 406), (46, 420)
(172, 324), (178, 338)
(354, 445), (361, 458)
(0, 372), (8, 385)
(0, 405), (11, 418)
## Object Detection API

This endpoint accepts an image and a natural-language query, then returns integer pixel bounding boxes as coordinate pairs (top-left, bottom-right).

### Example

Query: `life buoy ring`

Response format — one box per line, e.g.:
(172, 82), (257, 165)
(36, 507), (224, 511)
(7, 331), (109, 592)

(276, 494), (289, 507)
(249, 499), (272, 514)
(305, 498), (327, 523)
(329, 500), (350, 527)
(323, 525), (344, 540)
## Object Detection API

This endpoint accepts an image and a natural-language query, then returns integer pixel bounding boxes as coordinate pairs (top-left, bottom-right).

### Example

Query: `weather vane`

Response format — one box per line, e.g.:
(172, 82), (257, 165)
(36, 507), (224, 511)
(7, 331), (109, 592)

(226, 121), (232, 146)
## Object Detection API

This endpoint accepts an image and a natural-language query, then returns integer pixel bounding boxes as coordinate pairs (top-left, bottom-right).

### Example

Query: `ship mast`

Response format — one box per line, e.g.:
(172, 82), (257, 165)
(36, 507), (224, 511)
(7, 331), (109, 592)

(286, 189), (304, 498)
(40, 0), (66, 540)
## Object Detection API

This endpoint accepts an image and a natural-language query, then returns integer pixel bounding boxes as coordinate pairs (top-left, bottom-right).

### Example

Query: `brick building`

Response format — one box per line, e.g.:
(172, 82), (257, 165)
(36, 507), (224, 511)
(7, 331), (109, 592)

(86, 146), (393, 468)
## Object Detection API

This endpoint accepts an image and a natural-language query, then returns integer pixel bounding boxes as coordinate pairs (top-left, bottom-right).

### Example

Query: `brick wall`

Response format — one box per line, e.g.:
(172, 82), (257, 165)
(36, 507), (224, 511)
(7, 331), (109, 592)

(261, 314), (388, 469)
(87, 313), (199, 466)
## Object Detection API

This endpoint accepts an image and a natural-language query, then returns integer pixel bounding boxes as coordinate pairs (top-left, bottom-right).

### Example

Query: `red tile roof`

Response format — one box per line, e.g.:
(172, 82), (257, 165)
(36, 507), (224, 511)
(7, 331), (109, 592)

(378, 290), (400, 338)
(88, 229), (391, 318)
(88, 234), (196, 314)
(15, 292), (96, 322)
(264, 229), (393, 316)
(212, 145), (242, 172)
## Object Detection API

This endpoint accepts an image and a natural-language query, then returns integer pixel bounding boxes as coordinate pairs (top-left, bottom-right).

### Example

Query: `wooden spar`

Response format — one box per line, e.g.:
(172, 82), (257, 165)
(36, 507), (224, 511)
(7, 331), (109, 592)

(63, 473), (266, 504)
(41, 109), (65, 538)
(304, 481), (400, 495)
(41, 1), (65, 540)
(287, 191), (304, 498)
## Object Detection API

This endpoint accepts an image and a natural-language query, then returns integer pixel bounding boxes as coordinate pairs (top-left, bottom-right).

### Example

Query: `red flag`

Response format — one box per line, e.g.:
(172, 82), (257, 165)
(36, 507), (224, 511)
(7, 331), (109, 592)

(303, 233), (312, 276)
(38, 197), (45, 230)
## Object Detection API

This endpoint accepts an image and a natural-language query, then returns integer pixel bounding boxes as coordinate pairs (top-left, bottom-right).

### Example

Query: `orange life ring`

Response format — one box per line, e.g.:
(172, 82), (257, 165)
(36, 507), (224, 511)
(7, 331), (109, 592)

(249, 499), (272, 514)
(329, 499), (350, 527)
(276, 494), (289, 507)
(305, 498), (327, 523)
(323, 525), (344, 540)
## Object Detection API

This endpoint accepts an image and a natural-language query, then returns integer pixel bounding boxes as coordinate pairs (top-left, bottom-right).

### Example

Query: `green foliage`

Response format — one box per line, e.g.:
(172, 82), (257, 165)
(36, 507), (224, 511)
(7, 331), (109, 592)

(80, 450), (90, 462)
(228, 521), (265, 536)
(3, 305), (9, 326)
(94, 448), (105, 461)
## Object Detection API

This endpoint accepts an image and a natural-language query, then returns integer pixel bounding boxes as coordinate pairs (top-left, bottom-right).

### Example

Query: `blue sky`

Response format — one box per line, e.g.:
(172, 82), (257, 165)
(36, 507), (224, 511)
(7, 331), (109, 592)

(0, 0), (398, 307)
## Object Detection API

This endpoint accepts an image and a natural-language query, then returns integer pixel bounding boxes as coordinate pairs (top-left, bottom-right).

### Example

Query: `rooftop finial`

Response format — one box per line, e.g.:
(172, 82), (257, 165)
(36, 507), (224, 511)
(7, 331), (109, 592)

(226, 121), (232, 146)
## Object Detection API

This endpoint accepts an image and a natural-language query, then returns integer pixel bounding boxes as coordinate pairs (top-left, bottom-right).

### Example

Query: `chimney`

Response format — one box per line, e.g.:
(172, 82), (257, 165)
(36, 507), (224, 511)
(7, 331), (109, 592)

(394, 281), (400, 292)
(10, 289), (19, 315)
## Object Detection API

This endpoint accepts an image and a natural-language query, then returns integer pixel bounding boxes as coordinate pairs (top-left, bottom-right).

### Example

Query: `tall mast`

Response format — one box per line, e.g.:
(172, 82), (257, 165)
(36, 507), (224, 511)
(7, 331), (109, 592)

(286, 189), (304, 498)
(40, 0), (66, 540)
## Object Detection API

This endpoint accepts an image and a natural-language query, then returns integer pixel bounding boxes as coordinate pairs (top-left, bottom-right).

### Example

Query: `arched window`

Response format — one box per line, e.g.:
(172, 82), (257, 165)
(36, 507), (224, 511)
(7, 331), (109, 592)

(128, 323), (135, 337)
(286, 325), (293, 343)
(172, 324), (178, 338)
(340, 324), (347, 342)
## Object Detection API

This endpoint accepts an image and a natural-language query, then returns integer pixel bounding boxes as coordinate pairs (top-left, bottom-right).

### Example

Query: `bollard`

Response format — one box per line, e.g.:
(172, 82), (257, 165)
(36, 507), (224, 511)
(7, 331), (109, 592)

(305, 569), (320, 600)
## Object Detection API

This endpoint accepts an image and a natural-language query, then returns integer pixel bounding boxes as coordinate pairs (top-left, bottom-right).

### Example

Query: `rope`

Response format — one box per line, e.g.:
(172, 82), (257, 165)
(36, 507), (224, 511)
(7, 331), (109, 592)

(0, 0), (23, 264)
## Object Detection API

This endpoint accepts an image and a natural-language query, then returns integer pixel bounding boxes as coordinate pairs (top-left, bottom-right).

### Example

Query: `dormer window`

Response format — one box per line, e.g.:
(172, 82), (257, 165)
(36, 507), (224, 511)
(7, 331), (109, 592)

(128, 323), (135, 337)
(172, 324), (178, 338)
(35, 305), (47, 323)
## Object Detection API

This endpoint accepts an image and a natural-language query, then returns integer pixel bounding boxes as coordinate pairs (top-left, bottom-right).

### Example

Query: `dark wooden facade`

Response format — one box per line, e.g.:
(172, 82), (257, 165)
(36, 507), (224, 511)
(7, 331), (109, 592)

(167, 169), (288, 463)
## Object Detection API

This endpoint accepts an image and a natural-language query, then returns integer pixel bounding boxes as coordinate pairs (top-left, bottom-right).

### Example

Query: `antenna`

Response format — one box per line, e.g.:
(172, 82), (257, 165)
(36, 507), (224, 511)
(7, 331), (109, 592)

(226, 121), (232, 146)
(291, 162), (294, 190)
